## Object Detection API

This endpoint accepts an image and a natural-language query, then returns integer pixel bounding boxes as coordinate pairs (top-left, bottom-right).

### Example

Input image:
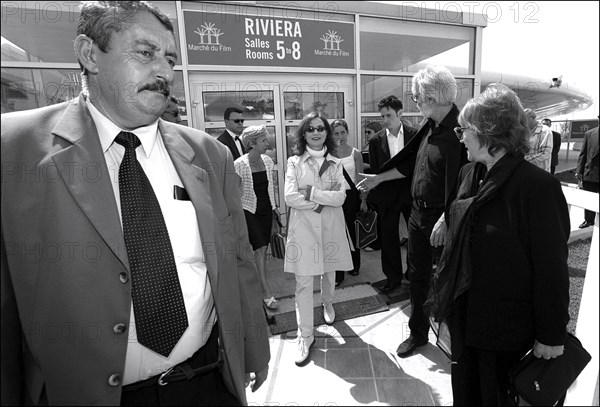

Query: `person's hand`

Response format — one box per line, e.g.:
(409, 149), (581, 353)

(245, 366), (269, 392)
(430, 215), (447, 247)
(298, 187), (308, 199)
(360, 198), (368, 213)
(533, 340), (564, 360)
(356, 173), (380, 192)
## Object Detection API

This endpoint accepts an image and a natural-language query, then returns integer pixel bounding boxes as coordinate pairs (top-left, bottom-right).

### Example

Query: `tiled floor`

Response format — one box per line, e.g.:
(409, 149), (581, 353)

(246, 299), (454, 406)
(246, 234), (454, 406)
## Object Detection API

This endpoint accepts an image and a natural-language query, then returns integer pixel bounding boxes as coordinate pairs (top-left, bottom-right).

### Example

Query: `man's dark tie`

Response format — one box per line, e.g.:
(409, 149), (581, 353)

(115, 131), (188, 357)
(235, 135), (246, 154)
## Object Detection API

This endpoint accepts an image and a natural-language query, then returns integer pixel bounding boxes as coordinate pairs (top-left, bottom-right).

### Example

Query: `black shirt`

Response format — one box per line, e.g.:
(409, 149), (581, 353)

(411, 104), (467, 205)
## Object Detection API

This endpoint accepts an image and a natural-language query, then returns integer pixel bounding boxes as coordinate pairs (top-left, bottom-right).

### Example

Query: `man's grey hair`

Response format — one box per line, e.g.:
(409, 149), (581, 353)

(411, 65), (457, 105)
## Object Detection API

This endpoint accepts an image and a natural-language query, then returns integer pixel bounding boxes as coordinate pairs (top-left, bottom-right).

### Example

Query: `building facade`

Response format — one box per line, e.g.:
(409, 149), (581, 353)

(1, 0), (487, 209)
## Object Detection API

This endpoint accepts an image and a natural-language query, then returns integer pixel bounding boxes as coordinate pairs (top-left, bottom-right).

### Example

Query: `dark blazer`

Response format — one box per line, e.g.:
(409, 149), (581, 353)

(1, 95), (270, 405)
(217, 130), (244, 160)
(366, 120), (417, 209)
(576, 126), (599, 183)
(458, 160), (570, 351)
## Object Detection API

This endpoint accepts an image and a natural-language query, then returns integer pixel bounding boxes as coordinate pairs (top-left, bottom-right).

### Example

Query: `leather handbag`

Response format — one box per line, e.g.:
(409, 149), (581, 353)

(269, 215), (287, 260)
(508, 333), (592, 406)
(354, 207), (378, 249)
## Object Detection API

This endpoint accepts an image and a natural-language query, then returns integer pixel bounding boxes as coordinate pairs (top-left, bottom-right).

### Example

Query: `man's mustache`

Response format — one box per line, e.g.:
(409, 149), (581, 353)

(139, 81), (170, 96)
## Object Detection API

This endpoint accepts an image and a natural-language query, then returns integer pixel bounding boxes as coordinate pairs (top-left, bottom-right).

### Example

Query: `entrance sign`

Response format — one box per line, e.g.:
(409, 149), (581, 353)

(184, 11), (355, 69)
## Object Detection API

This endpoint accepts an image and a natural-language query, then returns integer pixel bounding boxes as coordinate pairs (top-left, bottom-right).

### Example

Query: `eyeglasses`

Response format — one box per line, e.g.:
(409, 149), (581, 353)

(365, 130), (374, 135)
(410, 93), (420, 103)
(306, 125), (326, 133)
(230, 119), (245, 124)
(454, 126), (470, 141)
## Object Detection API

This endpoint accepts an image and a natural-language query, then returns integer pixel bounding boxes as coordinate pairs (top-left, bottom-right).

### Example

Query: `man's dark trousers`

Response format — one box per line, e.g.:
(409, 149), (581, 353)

(407, 203), (444, 342)
(379, 202), (411, 286)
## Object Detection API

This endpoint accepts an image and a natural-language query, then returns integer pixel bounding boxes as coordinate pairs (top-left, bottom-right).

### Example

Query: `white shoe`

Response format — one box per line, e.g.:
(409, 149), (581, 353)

(323, 303), (335, 325)
(295, 335), (315, 366)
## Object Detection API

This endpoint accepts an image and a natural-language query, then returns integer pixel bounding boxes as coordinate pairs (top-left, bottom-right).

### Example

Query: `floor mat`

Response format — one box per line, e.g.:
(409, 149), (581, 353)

(265, 282), (389, 335)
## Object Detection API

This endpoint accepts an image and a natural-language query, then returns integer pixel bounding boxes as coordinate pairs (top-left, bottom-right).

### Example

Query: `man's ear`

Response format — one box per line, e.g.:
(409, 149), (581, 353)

(74, 34), (99, 74)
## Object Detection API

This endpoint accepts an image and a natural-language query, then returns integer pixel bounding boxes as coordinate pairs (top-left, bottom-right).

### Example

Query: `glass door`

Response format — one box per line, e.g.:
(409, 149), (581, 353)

(189, 73), (354, 218)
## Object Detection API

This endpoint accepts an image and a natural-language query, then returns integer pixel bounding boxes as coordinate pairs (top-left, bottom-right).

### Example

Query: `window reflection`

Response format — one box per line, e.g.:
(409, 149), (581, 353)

(285, 126), (299, 162)
(284, 92), (344, 120)
(1, 1), (180, 64)
(359, 16), (474, 74)
(361, 75), (474, 114)
(203, 91), (274, 122)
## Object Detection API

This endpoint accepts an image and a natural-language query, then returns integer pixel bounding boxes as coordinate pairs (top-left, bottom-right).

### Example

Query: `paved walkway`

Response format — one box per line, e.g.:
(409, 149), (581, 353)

(245, 146), (591, 405)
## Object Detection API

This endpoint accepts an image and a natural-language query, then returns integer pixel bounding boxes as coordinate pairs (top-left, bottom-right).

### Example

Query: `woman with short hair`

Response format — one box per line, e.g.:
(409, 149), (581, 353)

(234, 125), (280, 310)
(426, 83), (570, 405)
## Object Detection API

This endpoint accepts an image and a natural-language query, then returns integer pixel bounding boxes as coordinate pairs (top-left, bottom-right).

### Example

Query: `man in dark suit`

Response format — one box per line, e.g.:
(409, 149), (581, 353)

(576, 121), (599, 228)
(1, 2), (269, 405)
(357, 95), (416, 293)
(217, 107), (246, 160)
(542, 118), (562, 174)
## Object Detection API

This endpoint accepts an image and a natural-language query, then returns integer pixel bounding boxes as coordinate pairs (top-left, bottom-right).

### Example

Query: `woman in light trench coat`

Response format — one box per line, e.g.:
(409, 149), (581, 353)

(284, 112), (353, 367)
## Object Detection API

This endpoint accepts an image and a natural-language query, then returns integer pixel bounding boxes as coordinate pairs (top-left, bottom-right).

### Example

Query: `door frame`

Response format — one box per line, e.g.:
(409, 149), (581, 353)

(189, 72), (355, 216)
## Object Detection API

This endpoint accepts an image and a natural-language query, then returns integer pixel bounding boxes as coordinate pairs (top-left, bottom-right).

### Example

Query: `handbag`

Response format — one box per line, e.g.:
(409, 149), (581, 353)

(508, 333), (592, 406)
(354, 207), (378, 249)
(269, 213), (287, 260)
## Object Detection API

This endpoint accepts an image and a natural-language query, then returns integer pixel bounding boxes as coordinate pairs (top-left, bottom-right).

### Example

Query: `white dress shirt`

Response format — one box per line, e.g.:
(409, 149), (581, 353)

(386, 122), (405, 157)
(227, 129), (244, 156)
(86, 100), (216, 385)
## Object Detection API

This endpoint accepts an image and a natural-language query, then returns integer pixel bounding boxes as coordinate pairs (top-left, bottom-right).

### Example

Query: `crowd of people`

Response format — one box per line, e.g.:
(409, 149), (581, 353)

(1, 1), (596, 406)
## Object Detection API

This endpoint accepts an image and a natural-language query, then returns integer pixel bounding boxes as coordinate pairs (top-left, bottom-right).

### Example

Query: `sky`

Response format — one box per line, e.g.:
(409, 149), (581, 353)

(375, 1), (599, 121)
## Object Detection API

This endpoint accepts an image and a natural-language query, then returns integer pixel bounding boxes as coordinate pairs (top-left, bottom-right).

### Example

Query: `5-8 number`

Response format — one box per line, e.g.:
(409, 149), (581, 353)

(276, 41), (285, 59)
(291, 41), (301, 60)
(276, 41), (301, 60)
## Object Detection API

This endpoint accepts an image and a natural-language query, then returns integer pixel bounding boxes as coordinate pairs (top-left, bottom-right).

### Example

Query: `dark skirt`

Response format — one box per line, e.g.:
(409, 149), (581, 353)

(245, 171), (272, 250)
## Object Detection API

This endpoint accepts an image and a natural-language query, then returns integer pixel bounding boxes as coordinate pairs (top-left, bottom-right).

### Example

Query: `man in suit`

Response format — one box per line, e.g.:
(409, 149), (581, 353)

(541, 118), (562, 174)
(1, 2), (269, 405)
(217, 107), (246, 160)
(575, 120), (599, 228)
(357, 95), (417, 293)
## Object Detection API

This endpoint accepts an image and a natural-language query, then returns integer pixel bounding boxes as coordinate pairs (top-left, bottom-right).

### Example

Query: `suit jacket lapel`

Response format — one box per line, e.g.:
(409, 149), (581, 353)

(222, 131), (240, 160)
(161, 124), (219, 289)
(50, 95), (129, 270)
(379, 132), (390, 161)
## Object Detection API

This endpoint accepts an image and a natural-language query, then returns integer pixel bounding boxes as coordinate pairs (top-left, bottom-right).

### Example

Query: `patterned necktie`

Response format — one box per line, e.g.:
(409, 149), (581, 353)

(115, 131), (188, 357)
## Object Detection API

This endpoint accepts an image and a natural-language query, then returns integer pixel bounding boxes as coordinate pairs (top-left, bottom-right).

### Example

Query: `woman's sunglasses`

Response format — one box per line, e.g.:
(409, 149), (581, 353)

(306, 125), (326, 133)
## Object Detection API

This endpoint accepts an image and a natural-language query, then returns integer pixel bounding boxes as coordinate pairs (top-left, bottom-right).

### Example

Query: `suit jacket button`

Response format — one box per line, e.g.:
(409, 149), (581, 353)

(113, 323), (127, 335)
(108, 373), (121, 387)
(119, 272), (128, 284)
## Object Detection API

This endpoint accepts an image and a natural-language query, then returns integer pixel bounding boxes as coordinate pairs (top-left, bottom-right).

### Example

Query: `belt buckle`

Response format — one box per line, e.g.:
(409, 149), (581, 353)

(158, 366), (175, 386)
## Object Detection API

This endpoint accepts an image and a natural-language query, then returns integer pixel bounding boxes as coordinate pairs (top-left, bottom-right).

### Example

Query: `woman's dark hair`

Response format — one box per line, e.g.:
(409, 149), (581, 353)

(365, 121), (383, 133)
(293, 112), (336, 156)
